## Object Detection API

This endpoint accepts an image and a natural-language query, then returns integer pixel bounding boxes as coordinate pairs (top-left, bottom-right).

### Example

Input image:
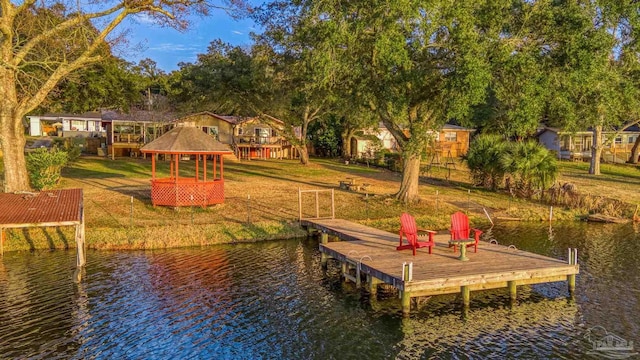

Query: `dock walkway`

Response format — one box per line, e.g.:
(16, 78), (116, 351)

(301, 218), (579, 315)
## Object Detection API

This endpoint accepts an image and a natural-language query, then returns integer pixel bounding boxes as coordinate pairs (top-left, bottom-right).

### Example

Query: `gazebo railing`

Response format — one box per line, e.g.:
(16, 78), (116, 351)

(151, 178), (224, 207)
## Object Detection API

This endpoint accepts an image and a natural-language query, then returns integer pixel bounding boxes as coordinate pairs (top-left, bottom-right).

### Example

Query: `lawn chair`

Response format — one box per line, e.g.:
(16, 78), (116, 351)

(396, 213), (436, 256)
(449, 211), (483, 253)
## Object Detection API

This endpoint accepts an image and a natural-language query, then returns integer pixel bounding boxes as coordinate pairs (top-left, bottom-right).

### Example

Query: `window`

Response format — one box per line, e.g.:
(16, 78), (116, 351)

(444, 132), (457, 142)
(71, 120), (85, 131)
(237, 128), (244, 135)
(629, 136), (637, 144)
(206, 126), (219, 140)
(255, 128), (269, 144)
(615, 136), (622, 144)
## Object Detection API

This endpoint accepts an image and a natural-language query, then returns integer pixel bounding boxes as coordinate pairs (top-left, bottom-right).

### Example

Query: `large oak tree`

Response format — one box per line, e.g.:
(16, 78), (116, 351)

(0, 0), (243, 192)
(290, 0), (502, 202)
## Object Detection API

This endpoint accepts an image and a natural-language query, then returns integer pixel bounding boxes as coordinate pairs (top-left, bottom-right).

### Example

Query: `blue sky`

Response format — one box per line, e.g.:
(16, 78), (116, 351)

(117, 10), (258, 72)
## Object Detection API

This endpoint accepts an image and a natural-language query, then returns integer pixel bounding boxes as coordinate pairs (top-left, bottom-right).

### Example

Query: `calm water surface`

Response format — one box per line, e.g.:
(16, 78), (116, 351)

(0, 222), (638, 359)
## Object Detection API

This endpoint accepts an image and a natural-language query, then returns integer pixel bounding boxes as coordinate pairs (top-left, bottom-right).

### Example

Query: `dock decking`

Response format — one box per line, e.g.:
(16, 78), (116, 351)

(301, 218), (579, 315)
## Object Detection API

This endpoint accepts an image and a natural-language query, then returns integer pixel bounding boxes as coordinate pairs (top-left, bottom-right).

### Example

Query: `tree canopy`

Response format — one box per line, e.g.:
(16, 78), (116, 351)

(0, 0), (246, 192)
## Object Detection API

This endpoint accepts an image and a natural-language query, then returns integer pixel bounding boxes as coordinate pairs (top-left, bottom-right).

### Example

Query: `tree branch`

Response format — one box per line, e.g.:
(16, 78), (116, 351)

(13, 3), (126, 66)
(17, 5), (134, 114)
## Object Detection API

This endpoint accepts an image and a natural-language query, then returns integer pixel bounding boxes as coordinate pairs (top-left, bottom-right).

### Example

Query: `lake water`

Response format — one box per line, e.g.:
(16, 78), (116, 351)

(0, 222), (638, 359)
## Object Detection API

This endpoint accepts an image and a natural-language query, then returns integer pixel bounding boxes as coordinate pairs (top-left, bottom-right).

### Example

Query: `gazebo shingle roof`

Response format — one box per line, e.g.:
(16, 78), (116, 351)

(141, 126), (232, 154)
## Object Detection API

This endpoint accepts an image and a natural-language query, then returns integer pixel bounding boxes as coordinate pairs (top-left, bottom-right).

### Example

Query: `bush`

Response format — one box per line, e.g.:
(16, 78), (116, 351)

(52, 138), (82, 162)
(465, 134), (508, 189)
(501, 140), (558, 198)
(26, 148), (68, 190)
(384, 152), (402, 171)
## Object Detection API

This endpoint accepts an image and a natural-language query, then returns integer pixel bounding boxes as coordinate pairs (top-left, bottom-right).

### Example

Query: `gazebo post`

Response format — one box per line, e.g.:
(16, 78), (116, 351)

(151, 153), (156, 180)
(195, 154), (199, 182)
(175, 153), (180, 182)
(203, 155), (207, 182)
(220, 154), (224, 179)
(170, 157), (174, 179)
(213, 154), (217, 180)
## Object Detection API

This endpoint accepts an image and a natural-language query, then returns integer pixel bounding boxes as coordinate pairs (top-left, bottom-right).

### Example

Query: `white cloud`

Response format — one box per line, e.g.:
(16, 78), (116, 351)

(149, 43), (200, 52)
(134, 14), (156, 25)
(232, 30), (243, 35)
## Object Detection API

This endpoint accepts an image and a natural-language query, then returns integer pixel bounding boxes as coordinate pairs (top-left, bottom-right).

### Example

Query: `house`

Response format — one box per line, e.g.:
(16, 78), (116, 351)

(27, 112), (105, 137)
(26, 110), (174, 158)
(101, 110), (174, 159)
(173, 112), (299, 160)
(350, 123), (475, 159)
(537, 126), (640, 163)
(428, 124), (475, 158)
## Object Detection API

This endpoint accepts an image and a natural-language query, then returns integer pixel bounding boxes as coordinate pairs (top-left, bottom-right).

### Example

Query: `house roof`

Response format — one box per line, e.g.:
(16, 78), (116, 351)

(537, 126), (640, 136)
(442, 124), (475, 131)
(376, 122), (475, 132)
(140, 126), (233, 154)
(28, 110), (174, 123)
(173, 112), (284, 125)
(32, 112), (102, 120)
(174, 111), (244, 125)
(101, 110), (175, 123)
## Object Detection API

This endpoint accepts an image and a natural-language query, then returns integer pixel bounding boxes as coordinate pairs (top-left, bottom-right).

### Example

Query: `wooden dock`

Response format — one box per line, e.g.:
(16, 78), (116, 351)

(301, 218), (579, 315)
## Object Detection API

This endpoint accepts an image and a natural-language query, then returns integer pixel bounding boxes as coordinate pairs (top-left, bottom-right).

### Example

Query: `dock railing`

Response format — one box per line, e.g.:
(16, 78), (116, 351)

(298, 188), (335, 220)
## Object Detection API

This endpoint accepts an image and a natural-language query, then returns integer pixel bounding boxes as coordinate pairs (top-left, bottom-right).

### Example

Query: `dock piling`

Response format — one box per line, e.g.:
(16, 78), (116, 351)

(401, 291), (411, 315)
(508, 281), (517, 303)
(461, 286), (470, 308)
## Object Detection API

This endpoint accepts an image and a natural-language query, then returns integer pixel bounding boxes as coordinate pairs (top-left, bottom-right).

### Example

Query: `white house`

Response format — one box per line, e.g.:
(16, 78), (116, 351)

(537, 126), (640, 162)
(27, 112), (105, 137)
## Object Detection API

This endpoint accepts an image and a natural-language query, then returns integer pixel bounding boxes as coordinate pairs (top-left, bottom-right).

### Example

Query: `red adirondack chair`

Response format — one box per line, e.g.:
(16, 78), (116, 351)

(397, 213), (436, 256)
(449, 211), (483, 253)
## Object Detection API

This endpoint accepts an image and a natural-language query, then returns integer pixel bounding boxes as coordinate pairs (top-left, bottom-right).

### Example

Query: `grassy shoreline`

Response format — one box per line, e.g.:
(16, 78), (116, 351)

(1, 156), (638, 252)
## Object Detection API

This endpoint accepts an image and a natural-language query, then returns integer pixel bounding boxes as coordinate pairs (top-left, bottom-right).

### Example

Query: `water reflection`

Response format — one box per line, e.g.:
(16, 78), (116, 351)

(0, 223), (638, 359)
(396, 298), (580, 359)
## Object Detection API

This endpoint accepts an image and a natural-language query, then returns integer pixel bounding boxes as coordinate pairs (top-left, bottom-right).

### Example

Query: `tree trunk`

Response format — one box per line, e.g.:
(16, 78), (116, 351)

(628, 135), (640, 164)
(341, 128), (354, 159)
(297, 144), (310, 165)
(395, 153), (421, 203)
(0, 114), (31, 192)
(589, 125), (602, 175)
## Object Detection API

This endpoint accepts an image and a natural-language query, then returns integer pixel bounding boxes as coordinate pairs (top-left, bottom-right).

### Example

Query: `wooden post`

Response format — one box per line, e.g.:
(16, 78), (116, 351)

(461, 286), (470, 308)
(341, 262), (348, 282)
(368, 275), (379, 295)
(331, 189), (335, 219)
(175, 154), (180, 182)
(213, 154), (217, 180)
(321, 253), (328, 268)
(151, 154), (156, 180)
(203, 155), (207, 182)
(220, 154), (224, 179)
(568, 274), (576, 296)
(298, 188), (302, 221)
(401, 291), (411, 315)
(320, 232), (328, 244)
(75, 209), (86, 268)
(195, 155), (199, 182)
(508, 281), (517, 302)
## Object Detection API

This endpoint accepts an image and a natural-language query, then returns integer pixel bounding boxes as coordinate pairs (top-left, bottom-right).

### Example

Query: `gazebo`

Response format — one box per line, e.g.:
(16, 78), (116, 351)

(140, 126), (233, 207)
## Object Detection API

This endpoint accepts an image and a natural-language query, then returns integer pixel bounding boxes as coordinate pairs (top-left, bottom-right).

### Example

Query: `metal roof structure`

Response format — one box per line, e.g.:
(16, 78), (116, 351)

(0, 189), (83, 227)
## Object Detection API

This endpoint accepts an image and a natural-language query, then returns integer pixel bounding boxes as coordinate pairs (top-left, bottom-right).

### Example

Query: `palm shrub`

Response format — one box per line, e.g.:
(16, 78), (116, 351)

(26, 148), (68, 190)
(465, 134), (508, 189)
(501, 140), (558, 198)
